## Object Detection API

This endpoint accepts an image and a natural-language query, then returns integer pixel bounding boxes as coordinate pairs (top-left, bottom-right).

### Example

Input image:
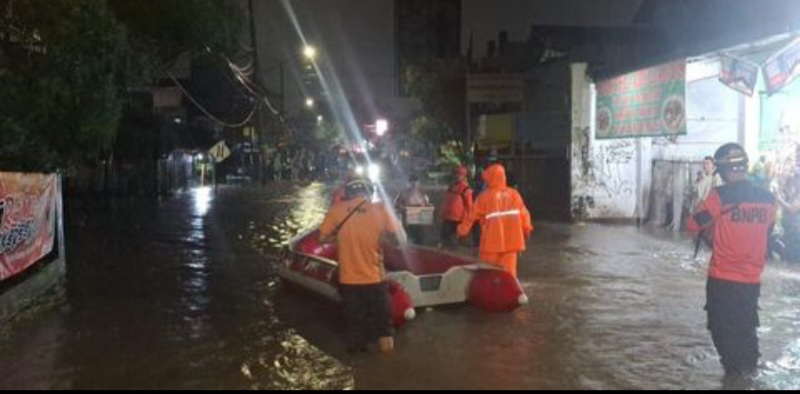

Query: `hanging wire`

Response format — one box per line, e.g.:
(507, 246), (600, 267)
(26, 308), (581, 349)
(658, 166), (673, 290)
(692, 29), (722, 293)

(167, 71), (260, 128)
(219, 53), (284, 118)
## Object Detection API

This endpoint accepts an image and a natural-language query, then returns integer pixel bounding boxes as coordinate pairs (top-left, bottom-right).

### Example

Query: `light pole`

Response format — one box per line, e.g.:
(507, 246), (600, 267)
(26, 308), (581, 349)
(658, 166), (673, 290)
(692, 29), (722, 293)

(264, 45), (318, 114)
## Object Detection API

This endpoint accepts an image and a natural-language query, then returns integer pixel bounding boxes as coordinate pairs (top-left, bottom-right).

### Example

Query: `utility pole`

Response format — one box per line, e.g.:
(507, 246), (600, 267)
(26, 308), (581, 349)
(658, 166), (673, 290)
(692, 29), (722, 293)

(248, 0), (265, 183)
(280, 62), (285, 113)
(248, 0), (259, 87)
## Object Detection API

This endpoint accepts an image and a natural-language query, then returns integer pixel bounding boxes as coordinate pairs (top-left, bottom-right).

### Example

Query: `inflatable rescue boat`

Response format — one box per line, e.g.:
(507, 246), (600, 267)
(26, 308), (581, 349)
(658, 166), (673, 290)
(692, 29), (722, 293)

(279, 228), (528, 327)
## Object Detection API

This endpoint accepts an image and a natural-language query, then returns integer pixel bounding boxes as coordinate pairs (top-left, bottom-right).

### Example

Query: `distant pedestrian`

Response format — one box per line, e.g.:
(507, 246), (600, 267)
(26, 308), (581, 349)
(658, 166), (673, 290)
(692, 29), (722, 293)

(439, 166), (473, 247)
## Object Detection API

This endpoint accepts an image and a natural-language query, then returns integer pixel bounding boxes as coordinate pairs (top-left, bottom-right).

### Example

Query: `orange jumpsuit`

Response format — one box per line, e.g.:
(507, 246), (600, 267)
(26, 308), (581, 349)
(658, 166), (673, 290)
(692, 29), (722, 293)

(457, 164), (533, 277)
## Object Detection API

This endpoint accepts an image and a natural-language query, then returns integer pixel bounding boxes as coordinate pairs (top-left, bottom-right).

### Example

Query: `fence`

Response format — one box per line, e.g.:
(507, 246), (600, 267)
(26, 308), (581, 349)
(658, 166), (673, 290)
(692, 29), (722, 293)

(646, 159), (705, 231)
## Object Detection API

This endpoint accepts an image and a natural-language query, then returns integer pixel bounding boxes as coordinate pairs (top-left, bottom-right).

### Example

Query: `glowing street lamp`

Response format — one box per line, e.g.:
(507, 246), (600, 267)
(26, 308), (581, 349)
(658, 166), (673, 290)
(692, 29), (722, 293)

(303, 45), (317, 60)
(376, 119), (388, 136)
(305, 98), (315, 108)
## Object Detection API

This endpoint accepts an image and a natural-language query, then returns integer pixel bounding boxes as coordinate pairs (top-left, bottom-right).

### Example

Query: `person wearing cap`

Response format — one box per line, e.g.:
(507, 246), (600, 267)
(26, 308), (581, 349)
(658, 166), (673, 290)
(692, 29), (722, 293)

(439, 165), (473, 247)
(687, 143), (777, 380)
(320, 178), (405, 354)
(457, 163), (533, 278)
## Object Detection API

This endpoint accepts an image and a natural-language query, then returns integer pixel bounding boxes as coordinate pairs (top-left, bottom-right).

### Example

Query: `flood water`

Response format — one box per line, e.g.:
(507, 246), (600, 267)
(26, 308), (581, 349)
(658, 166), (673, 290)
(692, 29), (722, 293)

(0, 182), (798, 390)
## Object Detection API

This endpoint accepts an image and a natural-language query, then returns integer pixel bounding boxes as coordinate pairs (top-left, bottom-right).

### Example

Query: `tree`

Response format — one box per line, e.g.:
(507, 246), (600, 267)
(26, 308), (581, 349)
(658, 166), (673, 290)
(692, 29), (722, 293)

(0, 0), (125, 171)
(0, 0), (244, 172)
(403, 59), (467, 163)
(313, 120), (346, 150)
(108, 0), (243, 82)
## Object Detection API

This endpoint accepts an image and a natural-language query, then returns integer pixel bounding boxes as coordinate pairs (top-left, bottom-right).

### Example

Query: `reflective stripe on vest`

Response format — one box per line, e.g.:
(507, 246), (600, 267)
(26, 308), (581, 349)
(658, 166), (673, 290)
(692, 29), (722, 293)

(485, 209), (520, 220)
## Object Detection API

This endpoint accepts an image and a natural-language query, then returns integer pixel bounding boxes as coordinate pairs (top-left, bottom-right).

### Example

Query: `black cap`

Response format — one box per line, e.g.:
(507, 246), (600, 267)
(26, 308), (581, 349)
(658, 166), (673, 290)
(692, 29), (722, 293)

(713, 143), (749, 173)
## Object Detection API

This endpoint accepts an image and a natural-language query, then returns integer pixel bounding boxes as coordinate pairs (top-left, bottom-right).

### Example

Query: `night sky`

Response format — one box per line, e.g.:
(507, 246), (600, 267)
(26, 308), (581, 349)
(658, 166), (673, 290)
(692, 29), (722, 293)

(252, 0), (644, 117)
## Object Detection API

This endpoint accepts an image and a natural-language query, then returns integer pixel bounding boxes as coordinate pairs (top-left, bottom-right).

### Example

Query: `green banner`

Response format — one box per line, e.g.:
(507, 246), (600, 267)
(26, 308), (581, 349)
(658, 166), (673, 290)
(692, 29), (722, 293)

(596, 60), (686, 139)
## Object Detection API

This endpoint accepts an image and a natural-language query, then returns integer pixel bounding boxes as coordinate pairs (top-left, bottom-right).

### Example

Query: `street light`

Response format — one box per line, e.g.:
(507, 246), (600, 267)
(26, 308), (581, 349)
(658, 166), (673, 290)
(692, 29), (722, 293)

(260, 45), (319, 113)
(305, 98), (315, 108)
(376, 119), (388, 136)
(317, 114), (324, 124)
(303, 45), (318, 60)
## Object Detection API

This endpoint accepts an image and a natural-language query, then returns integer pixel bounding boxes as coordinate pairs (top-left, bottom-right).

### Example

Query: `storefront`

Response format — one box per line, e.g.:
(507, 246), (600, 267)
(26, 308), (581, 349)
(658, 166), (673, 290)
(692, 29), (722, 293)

(570, 33), (800, 226)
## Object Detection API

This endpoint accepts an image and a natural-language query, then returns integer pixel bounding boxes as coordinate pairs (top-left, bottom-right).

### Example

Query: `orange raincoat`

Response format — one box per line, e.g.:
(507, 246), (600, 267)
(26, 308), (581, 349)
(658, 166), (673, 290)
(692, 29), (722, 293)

(457, 164), (533, 277)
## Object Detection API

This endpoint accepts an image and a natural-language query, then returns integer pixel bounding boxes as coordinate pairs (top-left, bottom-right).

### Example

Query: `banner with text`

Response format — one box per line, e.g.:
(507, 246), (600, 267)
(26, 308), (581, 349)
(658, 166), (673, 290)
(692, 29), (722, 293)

(719, 54), (759, 96)
(596, 60), (686, 139)
(0, 173), (57, 281)
(763, 37), (800, 95)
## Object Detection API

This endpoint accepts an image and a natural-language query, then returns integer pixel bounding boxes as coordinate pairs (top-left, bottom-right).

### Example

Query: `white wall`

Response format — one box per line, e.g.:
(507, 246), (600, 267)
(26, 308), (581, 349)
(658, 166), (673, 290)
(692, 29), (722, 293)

(571, 63), (639, 219)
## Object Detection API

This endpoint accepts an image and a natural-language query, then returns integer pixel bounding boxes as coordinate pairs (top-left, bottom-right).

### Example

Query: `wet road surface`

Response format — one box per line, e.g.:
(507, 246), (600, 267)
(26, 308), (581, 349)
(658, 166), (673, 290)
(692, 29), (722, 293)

(0, 183), (798, 390)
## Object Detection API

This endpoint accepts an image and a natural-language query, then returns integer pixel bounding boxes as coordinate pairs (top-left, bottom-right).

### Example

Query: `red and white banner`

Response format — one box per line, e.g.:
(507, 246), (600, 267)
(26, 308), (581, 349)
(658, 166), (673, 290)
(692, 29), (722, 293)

(763, 37), (800, 95)
(0, 173), (57, 281)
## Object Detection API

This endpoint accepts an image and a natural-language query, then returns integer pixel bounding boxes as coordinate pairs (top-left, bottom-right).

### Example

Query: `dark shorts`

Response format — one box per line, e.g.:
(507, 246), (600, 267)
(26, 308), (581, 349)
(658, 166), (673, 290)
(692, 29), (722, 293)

(339, 282), (392, 348)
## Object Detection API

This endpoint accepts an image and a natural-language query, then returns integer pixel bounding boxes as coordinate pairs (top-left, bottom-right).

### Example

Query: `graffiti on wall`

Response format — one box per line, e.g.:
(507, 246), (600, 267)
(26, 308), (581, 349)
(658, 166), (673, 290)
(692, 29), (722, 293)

(572, 129), (637, 218)
(575, 138), (635, 197)
(603, 139), (635, 164)
(652, 135), (680, 146)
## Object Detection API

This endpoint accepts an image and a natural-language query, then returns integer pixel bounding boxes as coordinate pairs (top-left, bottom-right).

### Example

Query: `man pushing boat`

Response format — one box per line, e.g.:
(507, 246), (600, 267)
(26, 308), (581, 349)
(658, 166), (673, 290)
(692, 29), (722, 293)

(319, 177), (406, 354)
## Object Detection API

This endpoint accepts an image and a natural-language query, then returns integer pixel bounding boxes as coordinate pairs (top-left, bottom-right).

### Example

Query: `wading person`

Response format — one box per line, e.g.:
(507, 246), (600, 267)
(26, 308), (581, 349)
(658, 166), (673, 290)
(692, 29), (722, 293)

(688, 143), (776, 380)
(320, 178), (405, 354)
(439, 165), (473, 247)
(457, 163), (533, 278)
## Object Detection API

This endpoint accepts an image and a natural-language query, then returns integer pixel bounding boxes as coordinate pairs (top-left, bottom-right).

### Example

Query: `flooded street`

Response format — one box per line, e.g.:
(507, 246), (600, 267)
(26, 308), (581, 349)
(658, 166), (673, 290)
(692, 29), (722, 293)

(0, 183), (798, 390)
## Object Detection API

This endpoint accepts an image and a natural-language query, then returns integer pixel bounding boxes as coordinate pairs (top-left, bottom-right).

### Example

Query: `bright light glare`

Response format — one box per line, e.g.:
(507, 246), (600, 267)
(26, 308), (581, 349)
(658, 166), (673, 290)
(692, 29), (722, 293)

(193, 186), (212, 216)
(367, 163), (380, 182)
(305, 98), (314, 108)
(376, 119), (388, 136)
(303, 45), (317, 60)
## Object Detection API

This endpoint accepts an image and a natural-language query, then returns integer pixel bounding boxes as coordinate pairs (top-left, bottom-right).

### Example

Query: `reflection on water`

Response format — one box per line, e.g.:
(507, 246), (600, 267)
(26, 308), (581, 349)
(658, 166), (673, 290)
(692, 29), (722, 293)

(0, 182), (797, 390)
(240, 333), (354, 390)
(192, 186), (212, 217)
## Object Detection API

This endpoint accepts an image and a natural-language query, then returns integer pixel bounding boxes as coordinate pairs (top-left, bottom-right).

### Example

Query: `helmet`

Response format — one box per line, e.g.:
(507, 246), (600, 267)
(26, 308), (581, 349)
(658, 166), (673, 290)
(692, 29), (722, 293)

(345, 177), (374, 199)
(713, 143), (749, 173)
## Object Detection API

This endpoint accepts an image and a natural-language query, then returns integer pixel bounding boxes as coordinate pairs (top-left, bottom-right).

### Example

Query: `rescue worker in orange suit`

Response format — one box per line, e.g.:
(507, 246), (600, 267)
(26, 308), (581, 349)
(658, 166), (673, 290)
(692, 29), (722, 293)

(439, 165), (473, 247)
(688, 143), (776, 380)
(320, 178), (405, 354)
(457, 163), (533, 278)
